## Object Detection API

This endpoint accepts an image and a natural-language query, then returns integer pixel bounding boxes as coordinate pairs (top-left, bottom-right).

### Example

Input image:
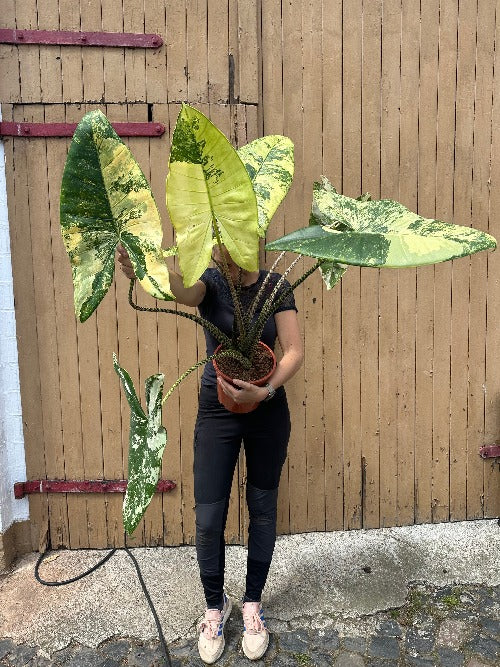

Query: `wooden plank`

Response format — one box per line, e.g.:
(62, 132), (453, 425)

(0, 1), (20, 103)
(379, 0), (400, 527)
(25, 104), (69, 548)
(58, 0), (84, 102)
(322, 0), (343, 531)
(341, 0), (363, 530)
(208, 0), (229, 103)
(128, 103), (164, 545)
(80, 0), (105, 102)
(237, 0), (258, 104)
(302, 0), (325, 531)
(282, 0), (306, 534)
(15, 0), (40, 103)
(45, 104), (87, 549)
(36, 0), (63, 103)
(396, 0), (419, 528)
(228, 0), (240, 104)
(186, 0), (208, 103)
(70, 103), (107, 549)
(435, 0), (461, 522)
(123, 0), (146, 101)
(453, 0), (477, 520)
(484, 3), (500, 520)
(101, 0), (126, 103)
(156, 103), (184, 546)
(360, 0), (382, 529)
(467, 0), (496, 520)
(8, 104), (48, 551)
(145, 0), (168, 103)
(166, 0), (188, 101)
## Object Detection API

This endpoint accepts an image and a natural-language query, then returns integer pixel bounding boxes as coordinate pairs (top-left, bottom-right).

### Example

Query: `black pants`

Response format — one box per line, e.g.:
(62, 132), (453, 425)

(193, 383), (291, 609)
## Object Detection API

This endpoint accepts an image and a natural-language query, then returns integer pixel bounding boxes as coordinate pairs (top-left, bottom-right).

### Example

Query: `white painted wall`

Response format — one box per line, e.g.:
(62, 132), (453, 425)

(0, 109), (29, 533)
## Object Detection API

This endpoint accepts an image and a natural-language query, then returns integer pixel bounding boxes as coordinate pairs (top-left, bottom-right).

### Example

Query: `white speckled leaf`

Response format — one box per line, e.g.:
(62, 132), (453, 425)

(166, 104), (259, 287)
(60, 110), (174, 323)
(237, 135), (294, 237)
(113, 354), (167, 535)
(266, 176), (497, 267)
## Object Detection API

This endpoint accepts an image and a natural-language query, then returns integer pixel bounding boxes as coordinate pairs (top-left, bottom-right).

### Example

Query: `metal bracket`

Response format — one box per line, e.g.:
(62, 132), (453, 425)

(0, 122), (165, 138)
(0, 29), (162, 48)
(479, 445), (500, 459)
(14, 479), (176, 499)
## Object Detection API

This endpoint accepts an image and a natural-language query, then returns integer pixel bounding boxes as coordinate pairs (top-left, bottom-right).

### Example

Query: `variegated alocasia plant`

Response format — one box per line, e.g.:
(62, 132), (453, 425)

(59, 104), (496, 534)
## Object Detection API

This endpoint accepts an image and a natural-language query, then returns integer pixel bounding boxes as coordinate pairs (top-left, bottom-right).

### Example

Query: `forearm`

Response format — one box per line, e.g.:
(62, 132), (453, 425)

(255, 347), (303, 401)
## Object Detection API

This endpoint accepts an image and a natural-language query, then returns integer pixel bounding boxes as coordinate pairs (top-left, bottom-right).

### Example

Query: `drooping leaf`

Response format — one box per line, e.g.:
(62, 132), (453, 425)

(237, 135), (294, 237)
(113, 354), (167, 535)
(60, 109), (174, 322)
(266, 176), (497, 267)
(166, 104), (259, 287)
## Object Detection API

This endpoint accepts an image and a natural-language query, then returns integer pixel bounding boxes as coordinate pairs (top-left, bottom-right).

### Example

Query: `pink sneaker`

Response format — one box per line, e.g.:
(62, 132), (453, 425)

(197, 593), (232, 664)
(242, 601), (269, 660)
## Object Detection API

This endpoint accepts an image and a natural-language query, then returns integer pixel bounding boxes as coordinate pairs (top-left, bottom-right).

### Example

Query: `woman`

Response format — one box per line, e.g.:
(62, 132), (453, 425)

(117, 245), (303, 664)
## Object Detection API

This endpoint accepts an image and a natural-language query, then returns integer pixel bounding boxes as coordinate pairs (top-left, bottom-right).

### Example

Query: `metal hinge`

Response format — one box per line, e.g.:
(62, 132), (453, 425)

(479, 445), (500, 459)
(0, 122), (165, 138)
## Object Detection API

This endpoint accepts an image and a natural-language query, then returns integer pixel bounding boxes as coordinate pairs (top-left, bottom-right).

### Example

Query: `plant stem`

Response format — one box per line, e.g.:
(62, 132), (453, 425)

(127, 279), (232, 348)
(161, 348), (245, 405)
(246, 251), (286, 322)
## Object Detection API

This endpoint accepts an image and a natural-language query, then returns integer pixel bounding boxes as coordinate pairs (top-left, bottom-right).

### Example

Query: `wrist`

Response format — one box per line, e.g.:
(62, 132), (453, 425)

(261, 382), (276, 402)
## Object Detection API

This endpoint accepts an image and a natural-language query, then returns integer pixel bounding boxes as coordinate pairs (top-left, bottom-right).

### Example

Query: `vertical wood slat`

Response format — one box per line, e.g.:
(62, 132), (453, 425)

(25, 104), (69, 549)
(4, 103), (48, 551)
(484, 4), (500, 519)
(378, 0), (400, 527)
(38, 0), (63, 104)
(454, 0), (478, 519)
(281, 0), (306, 536)
(360, 0), (382, 529)
(341, 0), (362, 530)
(468, 0), (496, 520)
(15, 1), (40, 103)
(0, 1), (21, 102)
(101, 0), (126, 103)
(302, 0), (324, 531)
(321, 0), (344, 532)
(58, 0), (84, 102)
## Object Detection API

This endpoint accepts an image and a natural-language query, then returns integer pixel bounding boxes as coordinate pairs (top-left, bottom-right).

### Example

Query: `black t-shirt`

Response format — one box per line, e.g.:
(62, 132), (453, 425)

(198, 268), (297, 387)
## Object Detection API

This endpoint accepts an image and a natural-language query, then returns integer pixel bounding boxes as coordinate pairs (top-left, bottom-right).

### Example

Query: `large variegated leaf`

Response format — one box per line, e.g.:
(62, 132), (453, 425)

(237, 135), (294, 237)
(60, 110), (174, 322)
(113, 354), (167, 535)
(166, 104), (259, 287)
(266, 176), (497, 267)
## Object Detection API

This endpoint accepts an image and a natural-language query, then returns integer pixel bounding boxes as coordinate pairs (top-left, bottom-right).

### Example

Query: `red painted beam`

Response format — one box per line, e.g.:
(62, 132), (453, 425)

(0, 122), (165, 138)
(0, 29), (162, 48)
(14, 479), (176, 499)
(479, 445), (500, 459)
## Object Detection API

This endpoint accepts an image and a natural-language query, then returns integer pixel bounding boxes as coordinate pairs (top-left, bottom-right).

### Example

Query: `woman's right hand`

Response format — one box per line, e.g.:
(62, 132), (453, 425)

(117, 245), (136, 280)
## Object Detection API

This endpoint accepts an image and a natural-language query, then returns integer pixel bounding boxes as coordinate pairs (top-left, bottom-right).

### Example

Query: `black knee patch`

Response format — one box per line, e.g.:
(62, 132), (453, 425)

(195, 497), (227, 534)
(195, 497), (227, 576)
(246, 483), (278, 523)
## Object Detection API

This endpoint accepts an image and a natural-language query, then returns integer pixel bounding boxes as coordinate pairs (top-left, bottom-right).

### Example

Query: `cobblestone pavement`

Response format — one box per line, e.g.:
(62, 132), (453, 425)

(0, 582), (498, 666)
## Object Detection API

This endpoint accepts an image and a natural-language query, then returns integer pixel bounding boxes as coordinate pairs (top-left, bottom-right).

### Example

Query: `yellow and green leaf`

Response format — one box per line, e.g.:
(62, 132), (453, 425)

(166, 104), (259, 287)
(60, 109), (174, 323)
(113, 354), (167, 535)
(266, 176), (497, 267)
(237, 135), (294, 237)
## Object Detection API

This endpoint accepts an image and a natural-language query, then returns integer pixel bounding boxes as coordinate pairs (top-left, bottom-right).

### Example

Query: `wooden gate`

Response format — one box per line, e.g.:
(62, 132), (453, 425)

(1, 0), (498, 551)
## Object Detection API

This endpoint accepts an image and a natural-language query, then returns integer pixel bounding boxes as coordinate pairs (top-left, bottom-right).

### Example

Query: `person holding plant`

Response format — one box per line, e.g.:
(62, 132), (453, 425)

(118, 244), (303, 664)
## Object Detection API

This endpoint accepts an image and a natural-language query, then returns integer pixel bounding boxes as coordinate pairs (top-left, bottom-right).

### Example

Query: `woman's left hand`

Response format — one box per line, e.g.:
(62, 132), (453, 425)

(217, 377), (268, 404)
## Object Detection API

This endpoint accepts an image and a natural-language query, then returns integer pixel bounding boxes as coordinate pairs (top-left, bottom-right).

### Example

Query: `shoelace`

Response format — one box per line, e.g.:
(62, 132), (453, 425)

(199, 609), (222, 640)
(243, 604), (265, 635)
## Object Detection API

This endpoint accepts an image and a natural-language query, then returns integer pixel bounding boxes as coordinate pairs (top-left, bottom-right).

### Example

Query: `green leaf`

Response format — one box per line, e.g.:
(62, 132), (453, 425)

(266, 176), (497, 267)
(60, 109), (174, 323)
(166, 104), (259, 287)
(237, 135), (294, 237)
(113, 354), (167, 535)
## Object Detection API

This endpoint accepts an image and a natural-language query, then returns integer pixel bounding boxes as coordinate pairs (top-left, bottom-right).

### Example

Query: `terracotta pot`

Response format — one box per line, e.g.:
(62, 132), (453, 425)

(212, 342), (277, 413)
